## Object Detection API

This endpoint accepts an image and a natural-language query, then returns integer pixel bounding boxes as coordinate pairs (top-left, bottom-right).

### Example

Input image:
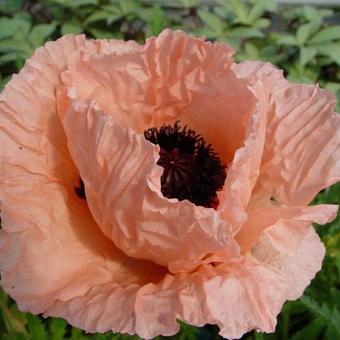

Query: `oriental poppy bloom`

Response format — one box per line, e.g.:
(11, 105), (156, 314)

(0, 29), (339, 339)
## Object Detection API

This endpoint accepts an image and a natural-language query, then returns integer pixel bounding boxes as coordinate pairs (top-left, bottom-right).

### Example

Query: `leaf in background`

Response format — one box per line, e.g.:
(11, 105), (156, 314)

(84, 10), (120, 25)
(277, 34), (297, 46)
(303, 5), (333, 21)
(26, 313), (48, 340)
(237, 42), (260, 61)
(253, 18), (271, 29)
(177, 320), (200, 340)
(315, 43), (340, 66)
(300, 295), (340, 338)
(29, 23), (56, 48)
(48, 318), (67, 340)
(197, 9), (225, 36)
(299, 46), (317, 67)
(70, 327), (87, 340)
(0, 51), (23, 65)
(296, 18), (322, 45)
(89, 28), (121, 39)
(309, 26), (340, 45)
(227, 0), (249, 25)
(177, 0), (198, 8)
(118, 0), (139, 16)
(291, 318), (324, 340)
(248, 0), (277, 24)
(230, 27), (264, 39)
(61, 19), (83, 35)
(51, 0), (98, 8)
(287, 62), (318, 83)
(0, 17), (24, 39)
(0, 0), (23, 14)
(151, 4), (166, 36)
(302, 5), (319, 21)
(0, 290), (27, 335)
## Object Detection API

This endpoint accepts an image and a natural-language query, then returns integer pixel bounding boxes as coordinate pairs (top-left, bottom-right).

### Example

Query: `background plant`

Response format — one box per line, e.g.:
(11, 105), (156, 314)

(0, 0), (339, 339)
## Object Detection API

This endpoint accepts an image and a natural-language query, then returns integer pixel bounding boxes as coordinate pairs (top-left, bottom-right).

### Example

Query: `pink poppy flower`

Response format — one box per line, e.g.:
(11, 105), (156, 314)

(0, 29), (339, 339)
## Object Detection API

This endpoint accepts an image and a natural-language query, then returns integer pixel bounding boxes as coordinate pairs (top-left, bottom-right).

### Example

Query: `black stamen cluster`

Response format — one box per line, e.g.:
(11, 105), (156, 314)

(75, 178), (86, 199)
(144, 121), (226, 208)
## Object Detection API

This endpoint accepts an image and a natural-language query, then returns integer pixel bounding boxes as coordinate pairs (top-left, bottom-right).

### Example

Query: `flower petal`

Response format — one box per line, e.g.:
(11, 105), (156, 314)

(236, 204), (338, 253)
(217, 69), (270, 232)
(251, 222), (327, 301)
(62, 29), (254, 164)
(234, 61), (340, 206)
(0, 34), (166, 318)
(57, 92), (236, 266)
(42, 258), (288, 339)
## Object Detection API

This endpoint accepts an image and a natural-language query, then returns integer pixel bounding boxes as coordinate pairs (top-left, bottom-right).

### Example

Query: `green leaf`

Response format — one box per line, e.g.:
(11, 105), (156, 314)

(1, 333), (28, 340)
(118, 0), (138, 16)
(253, 18), (271, 29)
(0, 293), (27, 335)
(228, 0), (249, 25)
(29, 23), (56, 48)
(302, 5), (319, 21)
(88, 28), (120, 39)
(291, 318), (324, 340)
(300, 296), (340, 337)
(230, 27), (263, 39)
(248, 0), (277, 24)
(253, 332), (266, 340)
(0, 52), (23, 65)
(51, 0), (97, 8)
(70, 327), (87, 340)
(242, 42), (260, 60)
(296, 18), (322, 45)
(197, 9), (225, 36)
(26, 314), (48, 340)
(177, 0), (198, 8)
(0, 17), (27, 40)
(315, 43), (340, 66)
(309, 26), (340, 45)
(61, 20), (83, 35)
(84, 10), (119, 25)
(151, 4), (166, 35)
(0, 0), (23, 14)
(277, 35), (297, 46)
(49, 318), (67, 340)
(299, 46), (317, 67)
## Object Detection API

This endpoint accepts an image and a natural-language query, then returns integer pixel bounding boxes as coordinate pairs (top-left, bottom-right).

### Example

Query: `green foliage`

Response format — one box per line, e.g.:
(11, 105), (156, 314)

(0, 1), (339, 339)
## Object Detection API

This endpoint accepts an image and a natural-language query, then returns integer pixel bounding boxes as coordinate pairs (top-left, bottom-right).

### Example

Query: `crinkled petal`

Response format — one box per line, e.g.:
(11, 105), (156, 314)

(236, 204), (338, 253)
(0, 34), (166, 332)
(251, 222), (327, 301)
(217, 71), (269, 233)
(62, 29), (253, 165)
(234, 61), (340, 206)
(61, 29), (261, 235)
(42, 258), (289, 340)
(57, 92), (236, 266)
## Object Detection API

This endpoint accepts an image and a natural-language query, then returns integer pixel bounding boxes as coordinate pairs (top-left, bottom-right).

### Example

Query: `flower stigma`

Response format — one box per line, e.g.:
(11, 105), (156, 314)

(144, 121), (226, 208)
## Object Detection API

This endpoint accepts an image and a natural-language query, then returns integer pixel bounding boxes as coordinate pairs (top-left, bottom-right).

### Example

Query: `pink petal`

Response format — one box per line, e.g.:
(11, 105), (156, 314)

(57, 92), (236, 266)
(0, 34), (165, 331)
(62, 29), (254, 165)
(251, 222), (328, 301)
(43, 258), (289, 339)
(217, 68), (270, 233)
(234, 61), (340, 206)
(236, 204), (338, 253)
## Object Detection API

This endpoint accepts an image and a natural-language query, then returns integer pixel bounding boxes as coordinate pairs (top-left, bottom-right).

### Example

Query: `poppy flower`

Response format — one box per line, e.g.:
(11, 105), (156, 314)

(0, 29), (339, 339)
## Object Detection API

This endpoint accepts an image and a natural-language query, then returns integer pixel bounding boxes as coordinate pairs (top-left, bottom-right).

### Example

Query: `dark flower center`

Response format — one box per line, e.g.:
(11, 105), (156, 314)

(75, 178), (86, 199)
(144, 121), (226, 208)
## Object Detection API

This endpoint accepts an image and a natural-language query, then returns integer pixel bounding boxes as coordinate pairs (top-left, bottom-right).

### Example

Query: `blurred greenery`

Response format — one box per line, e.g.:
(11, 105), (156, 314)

(0, 0), (339, 339)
